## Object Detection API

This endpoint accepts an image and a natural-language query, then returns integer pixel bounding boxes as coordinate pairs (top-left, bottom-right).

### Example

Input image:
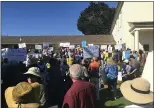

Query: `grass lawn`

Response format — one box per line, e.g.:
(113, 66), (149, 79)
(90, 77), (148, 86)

(98, 88), (132, 108)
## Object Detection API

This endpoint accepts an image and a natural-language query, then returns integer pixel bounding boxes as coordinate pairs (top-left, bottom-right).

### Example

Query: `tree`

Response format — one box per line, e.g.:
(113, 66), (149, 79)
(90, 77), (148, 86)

(77, 2), (116, 35)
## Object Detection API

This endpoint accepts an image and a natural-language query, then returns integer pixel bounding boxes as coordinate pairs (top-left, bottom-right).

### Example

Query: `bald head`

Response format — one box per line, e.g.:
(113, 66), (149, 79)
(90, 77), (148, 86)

(69, 64), (83, 79)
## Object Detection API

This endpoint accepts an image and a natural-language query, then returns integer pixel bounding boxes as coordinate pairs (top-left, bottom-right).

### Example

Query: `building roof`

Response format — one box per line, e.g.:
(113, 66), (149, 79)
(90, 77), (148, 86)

(110, 1), (124, 33)
(1, 35), (116, 45)
(129, 21), (154, 32)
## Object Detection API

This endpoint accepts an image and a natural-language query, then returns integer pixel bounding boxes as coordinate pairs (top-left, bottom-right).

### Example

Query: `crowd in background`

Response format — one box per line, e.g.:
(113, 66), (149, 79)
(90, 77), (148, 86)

(1, 46), (152, 108)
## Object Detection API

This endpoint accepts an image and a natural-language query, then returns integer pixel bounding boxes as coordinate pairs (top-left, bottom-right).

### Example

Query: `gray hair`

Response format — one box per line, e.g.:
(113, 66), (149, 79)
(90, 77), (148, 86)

(69, 64), (83, 79)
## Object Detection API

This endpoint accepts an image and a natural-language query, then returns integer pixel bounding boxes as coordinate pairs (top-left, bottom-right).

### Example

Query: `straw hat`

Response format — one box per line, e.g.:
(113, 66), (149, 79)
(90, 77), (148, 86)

(5, 82), (41, 108)
(120, 78), (153, 104)
(24, 67), (41, 78)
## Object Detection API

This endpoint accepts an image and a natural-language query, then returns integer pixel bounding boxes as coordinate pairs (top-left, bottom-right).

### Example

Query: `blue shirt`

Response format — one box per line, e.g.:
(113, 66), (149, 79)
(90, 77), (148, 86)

(105, 64), (118, 80)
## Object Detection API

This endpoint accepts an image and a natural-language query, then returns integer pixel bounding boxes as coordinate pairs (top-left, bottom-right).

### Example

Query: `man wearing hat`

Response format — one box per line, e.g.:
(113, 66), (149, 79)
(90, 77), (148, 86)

(5, 82), (41, 108)
(120, 78), (153, 108)
(24, 67), (47, 107)
(63, 64), (96, 108)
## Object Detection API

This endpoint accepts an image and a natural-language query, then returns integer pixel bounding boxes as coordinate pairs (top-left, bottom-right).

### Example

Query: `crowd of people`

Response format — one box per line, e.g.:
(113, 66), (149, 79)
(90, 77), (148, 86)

(1, 46), (153, 108)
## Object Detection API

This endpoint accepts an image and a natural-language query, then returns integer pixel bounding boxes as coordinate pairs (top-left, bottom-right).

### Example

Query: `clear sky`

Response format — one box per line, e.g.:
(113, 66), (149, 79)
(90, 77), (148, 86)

(2, 1), (118, 36)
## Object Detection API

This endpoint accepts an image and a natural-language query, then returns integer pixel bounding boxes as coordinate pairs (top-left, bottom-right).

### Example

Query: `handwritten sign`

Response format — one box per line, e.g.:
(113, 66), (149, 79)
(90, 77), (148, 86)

(2, 48), (27, 61)
(83, 45), (99, 58)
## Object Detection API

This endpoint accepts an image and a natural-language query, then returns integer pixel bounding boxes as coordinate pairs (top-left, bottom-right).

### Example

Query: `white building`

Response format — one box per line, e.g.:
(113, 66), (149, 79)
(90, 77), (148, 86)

(111, 2), (153, 52)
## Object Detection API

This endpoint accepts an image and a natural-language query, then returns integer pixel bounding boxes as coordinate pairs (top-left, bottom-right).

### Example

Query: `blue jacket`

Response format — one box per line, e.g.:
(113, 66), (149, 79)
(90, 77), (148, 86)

(105, 64), (118, 80)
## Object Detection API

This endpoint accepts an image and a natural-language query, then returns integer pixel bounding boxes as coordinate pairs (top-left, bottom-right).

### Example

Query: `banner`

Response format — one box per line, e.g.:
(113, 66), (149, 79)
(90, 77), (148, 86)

(81, 41), (86, 47)
(35, 45), (42, 50)
(2, 48), (27, 61)
(18, 43), (26, 48)
(83, 45), (99, 59)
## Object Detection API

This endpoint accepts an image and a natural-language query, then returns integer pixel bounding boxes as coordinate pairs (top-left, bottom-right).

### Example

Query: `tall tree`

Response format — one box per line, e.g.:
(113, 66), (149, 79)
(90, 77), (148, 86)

(77, 2), (116, 35)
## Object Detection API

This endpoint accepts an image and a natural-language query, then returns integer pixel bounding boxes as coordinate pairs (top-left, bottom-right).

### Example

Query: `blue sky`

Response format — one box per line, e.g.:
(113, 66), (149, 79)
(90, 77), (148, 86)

(2, 1), (118, 36)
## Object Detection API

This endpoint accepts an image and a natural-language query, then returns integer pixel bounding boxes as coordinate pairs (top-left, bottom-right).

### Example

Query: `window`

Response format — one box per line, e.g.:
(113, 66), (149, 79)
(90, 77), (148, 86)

(143, 44), (149, 51)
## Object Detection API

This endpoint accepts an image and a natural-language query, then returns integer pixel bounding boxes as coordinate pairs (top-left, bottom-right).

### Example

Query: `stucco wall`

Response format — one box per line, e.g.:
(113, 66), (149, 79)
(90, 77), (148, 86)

(142, 51), (153, 92)
(112, 2), (153, 50)
(139, 30), (153, 51)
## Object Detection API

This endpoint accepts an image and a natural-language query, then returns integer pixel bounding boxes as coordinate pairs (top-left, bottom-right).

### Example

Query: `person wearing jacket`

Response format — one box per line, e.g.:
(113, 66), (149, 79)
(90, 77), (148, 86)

(105, 58), (118, 100)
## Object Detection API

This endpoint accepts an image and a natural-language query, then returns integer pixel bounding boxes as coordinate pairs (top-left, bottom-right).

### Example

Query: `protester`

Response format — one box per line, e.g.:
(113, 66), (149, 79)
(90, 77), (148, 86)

(129, 55), (140, 77)
(139, 49), (146, 66)
(24, 67), (47, 107)
(80, 59), (90, 81)
(63, 64), (96, 108)
(5, 82), (41, 108)
(89, 57), (101, 100)
(105, 58), (118, 100)
(120, 78), (153, 108)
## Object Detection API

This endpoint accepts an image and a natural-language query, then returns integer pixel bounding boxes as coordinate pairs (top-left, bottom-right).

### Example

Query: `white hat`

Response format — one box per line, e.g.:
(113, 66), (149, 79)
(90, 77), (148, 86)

(120, 78), (153, 104)
(24, 67), (41, 77)
(124, 59), (129, 63)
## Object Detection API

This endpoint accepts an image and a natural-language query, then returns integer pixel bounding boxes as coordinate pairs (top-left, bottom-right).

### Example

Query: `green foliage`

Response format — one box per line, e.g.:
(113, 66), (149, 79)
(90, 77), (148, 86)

(77, 2), (116, 35)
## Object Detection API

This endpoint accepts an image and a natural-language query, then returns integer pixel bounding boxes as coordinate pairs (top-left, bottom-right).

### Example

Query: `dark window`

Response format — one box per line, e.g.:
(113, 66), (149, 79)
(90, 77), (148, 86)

(143, 44), (149, 51)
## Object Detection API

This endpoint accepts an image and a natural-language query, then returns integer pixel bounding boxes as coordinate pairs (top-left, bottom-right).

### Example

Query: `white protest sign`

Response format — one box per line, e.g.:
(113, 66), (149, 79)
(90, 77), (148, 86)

(2, 48), (27, 61)
(83, 45), (100, 59)
(18, 43), (26, 48)
(60, 42), (70, 47)
(88, 44), (94, 46)
(101, 45), (107, 50)
(142, 51), (153, 92)
(69, 45), (75, 49)
(108, 46), (113, 53)
(35, 45), (42, 50)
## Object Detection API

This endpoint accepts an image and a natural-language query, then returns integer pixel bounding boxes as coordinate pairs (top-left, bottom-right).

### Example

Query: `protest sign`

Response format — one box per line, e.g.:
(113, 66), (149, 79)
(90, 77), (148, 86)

(69, 45), (75, 49)
(115, 44), (122, 50)
(88, 44), (94, 46)
(81, 41), (86, 47)
(108, 46), (113, 53)
(43, 42), (49, 49)
(18, 43), (26, 48)
(2, 48), (27, 61)
(35, 45), (42, 50)
(101, 45), (107, 50)
(83, 45), (99, 59)
(59, 42), (70, 47)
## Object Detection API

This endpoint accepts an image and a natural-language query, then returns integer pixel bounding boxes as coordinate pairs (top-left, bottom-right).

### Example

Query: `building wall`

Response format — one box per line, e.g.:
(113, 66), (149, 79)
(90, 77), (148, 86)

(139, 30), (153, 51)
(112, 2), (153, 50)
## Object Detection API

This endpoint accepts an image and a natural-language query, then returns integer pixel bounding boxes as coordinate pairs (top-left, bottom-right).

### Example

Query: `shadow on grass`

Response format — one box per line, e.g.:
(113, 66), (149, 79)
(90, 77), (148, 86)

(97, 87), (130, 108)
